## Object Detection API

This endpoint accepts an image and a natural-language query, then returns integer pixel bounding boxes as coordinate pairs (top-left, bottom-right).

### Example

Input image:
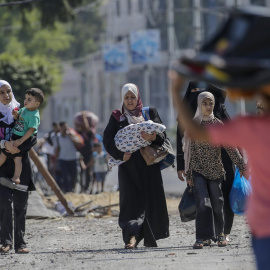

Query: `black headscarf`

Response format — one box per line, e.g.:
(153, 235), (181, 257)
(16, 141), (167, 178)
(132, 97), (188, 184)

(182, 81), (230, 122)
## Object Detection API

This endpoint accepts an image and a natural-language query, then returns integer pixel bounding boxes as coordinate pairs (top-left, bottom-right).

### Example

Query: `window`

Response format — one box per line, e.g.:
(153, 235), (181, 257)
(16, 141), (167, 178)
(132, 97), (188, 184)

(116, 0), (120, 17)
(128, 0), (132, 14)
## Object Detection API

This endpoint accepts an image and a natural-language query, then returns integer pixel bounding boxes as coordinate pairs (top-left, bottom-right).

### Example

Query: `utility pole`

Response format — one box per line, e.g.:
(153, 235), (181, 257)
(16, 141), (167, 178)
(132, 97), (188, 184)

(193, 0), (202, 51)
(167, 0), (176, 129)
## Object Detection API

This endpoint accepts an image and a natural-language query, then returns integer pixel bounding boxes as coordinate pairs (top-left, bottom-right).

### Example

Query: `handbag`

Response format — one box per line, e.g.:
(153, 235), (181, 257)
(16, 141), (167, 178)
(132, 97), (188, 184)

(140, 144), (168, 166)
(178, 185), (196, 222)
(141, 107), (175, 170)
(229, 167), (252, 215)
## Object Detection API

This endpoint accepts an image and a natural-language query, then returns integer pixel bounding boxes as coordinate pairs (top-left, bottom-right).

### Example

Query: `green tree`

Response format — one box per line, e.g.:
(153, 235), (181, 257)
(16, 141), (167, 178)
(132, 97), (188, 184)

(0, 0), (104, 113)
(0, 53), (61, 111)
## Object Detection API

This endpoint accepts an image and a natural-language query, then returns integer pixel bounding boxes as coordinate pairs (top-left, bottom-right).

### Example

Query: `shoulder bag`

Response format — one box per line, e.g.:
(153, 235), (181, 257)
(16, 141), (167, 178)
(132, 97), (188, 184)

(141, 107), (175, 170)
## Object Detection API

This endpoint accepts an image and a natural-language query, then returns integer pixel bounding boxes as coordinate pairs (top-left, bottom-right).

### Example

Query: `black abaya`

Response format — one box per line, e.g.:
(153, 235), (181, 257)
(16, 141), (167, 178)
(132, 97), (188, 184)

(103, 107), (169, 247)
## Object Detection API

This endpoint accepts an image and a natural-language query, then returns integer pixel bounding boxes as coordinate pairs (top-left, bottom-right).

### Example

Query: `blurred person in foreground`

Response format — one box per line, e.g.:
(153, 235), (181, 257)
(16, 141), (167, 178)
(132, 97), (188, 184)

(170, 6), (270, 269)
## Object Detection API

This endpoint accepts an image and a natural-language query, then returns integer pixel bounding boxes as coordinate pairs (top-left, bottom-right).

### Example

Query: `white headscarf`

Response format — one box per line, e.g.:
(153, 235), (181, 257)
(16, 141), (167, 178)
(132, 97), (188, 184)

(121, 83), (145, 124)
(182, 91), (215, 173)
(0, 80), (20, 125)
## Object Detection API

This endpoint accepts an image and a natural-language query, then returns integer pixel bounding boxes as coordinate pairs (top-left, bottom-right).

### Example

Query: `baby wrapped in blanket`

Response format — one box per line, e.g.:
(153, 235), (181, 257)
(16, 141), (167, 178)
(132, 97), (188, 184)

(108, 120), (166, 169)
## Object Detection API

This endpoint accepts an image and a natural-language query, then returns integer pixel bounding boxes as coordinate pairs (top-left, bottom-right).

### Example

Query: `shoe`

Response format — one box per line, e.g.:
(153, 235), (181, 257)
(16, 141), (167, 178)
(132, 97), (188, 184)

(193, 239), (203, 249)
(225, 234), (230, 243)
(217, 234), (227, 247)
(203, 239), (211, 246)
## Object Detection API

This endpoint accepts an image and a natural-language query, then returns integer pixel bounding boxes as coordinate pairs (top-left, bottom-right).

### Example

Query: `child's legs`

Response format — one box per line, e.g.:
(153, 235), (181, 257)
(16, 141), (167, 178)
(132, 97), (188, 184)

(207, 178), (224, 236)
(95, 172), (103, 192)
(13, 157), (22, 182)
(193, 171), (215, 240)
(0, 152), (7, 167)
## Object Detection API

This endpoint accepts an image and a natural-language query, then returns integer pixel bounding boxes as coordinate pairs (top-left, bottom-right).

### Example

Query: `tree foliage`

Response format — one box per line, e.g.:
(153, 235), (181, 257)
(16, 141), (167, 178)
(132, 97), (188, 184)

(0, 0), (104, 112)
(0, 53), (62, 110)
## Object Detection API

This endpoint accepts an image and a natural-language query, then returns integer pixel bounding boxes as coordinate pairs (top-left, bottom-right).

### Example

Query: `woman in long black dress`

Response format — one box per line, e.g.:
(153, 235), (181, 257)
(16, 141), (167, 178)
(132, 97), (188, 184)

(0, 80), (35, 253)
(176, 81), (235, 243)
(103, 83), (169, 249)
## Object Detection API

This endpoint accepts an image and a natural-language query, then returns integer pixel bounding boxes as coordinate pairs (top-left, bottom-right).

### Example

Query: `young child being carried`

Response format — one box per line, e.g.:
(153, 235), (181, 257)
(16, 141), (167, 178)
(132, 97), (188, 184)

(0, 88), (44, 184)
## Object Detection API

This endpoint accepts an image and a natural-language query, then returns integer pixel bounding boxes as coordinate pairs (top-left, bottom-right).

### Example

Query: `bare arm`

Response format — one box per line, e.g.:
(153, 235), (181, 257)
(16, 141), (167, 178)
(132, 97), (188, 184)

(13, 128), (36, 147)
(170, 71), (210, 141)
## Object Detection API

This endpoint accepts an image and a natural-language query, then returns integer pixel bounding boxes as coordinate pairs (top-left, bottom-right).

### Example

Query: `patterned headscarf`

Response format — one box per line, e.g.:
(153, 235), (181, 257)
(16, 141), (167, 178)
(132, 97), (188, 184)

(0, 80), (20, 125)
(182, 92), (215, 173)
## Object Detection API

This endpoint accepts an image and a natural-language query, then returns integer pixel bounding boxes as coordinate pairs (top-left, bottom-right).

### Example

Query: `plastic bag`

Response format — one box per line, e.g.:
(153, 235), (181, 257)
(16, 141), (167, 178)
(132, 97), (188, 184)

(229, 167), (252, 215)
(178, 185), (196, 222)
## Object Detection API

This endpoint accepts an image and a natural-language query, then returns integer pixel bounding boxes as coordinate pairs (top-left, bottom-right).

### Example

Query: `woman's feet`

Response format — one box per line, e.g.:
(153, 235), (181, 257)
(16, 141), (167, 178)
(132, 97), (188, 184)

(193, 239), (204, 249)
(217, 234), (227, 247)
(15, 247), (30, 254)
(125, 236), (137, 249)
(0, 244), (12, 253)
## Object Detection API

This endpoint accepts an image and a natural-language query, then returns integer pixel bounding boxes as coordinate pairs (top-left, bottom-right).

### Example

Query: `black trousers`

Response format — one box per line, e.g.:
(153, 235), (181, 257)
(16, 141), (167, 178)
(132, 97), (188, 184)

(0, 185), (28, 250)
(193, 171), (224, 240)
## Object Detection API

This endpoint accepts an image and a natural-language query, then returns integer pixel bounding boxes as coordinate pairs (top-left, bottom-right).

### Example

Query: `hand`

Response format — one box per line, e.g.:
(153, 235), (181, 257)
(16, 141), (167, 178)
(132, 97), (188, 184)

(4, 140), (20, 154)
(13, 139), (23, 147)
(141, 131), (156, 142)
(123, 152), (132, 161)
(177, 170), (186, 181)
(12, 109), (19, 120)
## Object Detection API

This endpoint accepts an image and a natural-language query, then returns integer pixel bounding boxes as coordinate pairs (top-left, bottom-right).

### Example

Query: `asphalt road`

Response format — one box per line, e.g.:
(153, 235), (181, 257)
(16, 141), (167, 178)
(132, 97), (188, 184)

(0, 214), (255, 270)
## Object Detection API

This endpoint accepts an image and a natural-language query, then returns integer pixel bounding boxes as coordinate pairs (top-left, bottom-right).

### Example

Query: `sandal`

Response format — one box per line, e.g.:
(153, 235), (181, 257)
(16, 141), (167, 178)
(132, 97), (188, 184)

(203, 239), (211, 246)
(193, 239), (203, 249)
(0, 244), (12, 253)
(217, 235), (227, 247)
(225, 234), (230, 243)
(15, 248), (30, 254)
(125, 236), (137, 249)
